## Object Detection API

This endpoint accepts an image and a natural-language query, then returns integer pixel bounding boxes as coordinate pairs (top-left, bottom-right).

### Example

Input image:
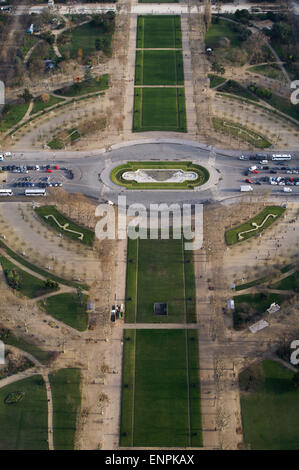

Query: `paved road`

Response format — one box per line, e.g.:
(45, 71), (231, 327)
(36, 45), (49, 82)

(13, 2), (295, 16)
(2, 142), (299, 206)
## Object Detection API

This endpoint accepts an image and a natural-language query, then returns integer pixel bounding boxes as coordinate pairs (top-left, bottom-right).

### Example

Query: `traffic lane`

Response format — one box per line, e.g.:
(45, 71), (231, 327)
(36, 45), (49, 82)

(105, 143), (212, 164)
(62, 181), (101, 200)
(99, 188), (216, 207)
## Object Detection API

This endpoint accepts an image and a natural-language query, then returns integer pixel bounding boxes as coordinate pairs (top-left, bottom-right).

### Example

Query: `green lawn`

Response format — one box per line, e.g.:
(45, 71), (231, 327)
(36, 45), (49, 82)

(284, 63), (298, 81)
(213, 117), (271, 148)
(217, 79), (259, 101)
(0, 375), (48, 450)
(21, 34), (39, 58)
(0, 255), (56, 299)
(248, 64), (285, 81)
(184, 249), (197, 323)
(35, 206), (94, 246)
(125, 238), (138, 322)
(0, 327), (52, 365)
(120, 329), (135, 445)
(263, 92), (299, 122)
(208, 74), (226, 88)
(136, 16), (182, 48)
(59, 19), (114, 58)
(240, 360), (299, 450)
(225, 206), (285, 245)
(0, 239), (88, 290)
(110, 161), (209, 190)
(271, 271), (299, 291)
(0, 102), (29, 132)
(233, 292), (286, 330)
(47, 137), (65, 150)
(235, 276), (269, 291)
(205, 19), (242, 49)
(49, 368), (81, 450)
(40, 293), (88, 331)
(125, 235), (196, 323)
(135, 50), (184, 86)
(235, 267), (298, 292)
(31, 95), (65, 115)
(54, 74), (109, 97)
(29, 42), (55, 62)
(133, 87), (187, 132)
(120, 329), (202, 447)
(249, 86), (299, 122)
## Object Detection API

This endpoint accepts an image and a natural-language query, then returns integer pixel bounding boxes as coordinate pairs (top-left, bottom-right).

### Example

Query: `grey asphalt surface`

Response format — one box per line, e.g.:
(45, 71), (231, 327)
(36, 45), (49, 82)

(2, 143), (299, 206)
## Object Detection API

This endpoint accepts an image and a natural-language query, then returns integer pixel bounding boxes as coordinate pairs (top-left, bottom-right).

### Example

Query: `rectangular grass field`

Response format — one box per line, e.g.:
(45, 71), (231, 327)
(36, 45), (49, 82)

(59, 20), (114, 58)
(137, 16), (182, 49)
(135, 50), (184, 85)
(133, 87), (187, 132)
(120, 329), (202, 447)
(49, 368), (82, 450)
(125, 236), (196, 323)
(0, 375), (48, 450)
(240, 360), (299, 450)
(40, 293), (88, 331)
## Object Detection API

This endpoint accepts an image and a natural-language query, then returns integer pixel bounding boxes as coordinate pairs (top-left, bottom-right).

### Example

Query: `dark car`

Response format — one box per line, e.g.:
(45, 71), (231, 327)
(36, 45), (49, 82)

(270, 170), (277, 174)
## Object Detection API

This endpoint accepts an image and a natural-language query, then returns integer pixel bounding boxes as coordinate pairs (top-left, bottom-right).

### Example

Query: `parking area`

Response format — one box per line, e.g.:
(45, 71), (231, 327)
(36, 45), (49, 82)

(0, 163), (74, 196)
(241, 157), (299, 193)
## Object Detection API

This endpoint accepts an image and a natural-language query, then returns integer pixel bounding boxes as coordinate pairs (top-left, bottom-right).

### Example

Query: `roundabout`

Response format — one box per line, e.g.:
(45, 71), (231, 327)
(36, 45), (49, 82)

(109, 161), (210, 190)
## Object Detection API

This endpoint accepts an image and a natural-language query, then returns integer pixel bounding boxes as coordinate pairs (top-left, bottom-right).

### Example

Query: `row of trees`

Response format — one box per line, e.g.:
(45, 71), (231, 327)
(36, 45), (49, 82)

(229, 22), (252, 42)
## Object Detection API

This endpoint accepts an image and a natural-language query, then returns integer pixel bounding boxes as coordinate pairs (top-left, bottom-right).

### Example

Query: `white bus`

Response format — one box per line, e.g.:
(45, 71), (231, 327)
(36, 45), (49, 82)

(272, 154), (292, 161)
(0, 189), (13, 196)
(25, 189), (46, 197)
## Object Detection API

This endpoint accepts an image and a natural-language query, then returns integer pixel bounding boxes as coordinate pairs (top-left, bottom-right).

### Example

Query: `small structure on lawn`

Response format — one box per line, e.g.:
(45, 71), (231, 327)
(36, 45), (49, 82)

(45, 59), (56, 71)
(27, 24), (34, 35)
(267, 302), (280, 314)
(249, 319), (269, 334)
(154, 303), (167, 316)
(87, 300), (95, 312)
